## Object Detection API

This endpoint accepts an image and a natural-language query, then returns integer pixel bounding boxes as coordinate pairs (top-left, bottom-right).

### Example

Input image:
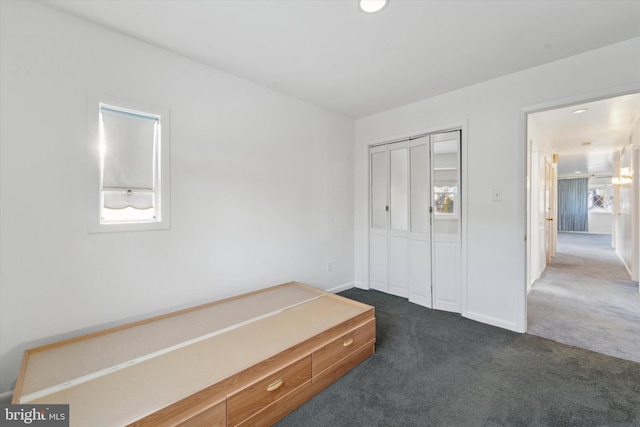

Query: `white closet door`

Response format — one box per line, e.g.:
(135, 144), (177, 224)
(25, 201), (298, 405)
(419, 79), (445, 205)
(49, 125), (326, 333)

(369, 131), (462, 315)
(431, 131), (461, 312)
(369, 146), (388, 293)
(388, 142), (409, 297)
(408, 137), (432, 307)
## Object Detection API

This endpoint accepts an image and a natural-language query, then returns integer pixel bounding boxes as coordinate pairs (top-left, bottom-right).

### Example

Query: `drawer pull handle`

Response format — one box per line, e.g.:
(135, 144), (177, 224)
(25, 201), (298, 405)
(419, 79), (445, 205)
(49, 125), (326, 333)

(343, 338), (354, 347)
(267, 379), (283, 392)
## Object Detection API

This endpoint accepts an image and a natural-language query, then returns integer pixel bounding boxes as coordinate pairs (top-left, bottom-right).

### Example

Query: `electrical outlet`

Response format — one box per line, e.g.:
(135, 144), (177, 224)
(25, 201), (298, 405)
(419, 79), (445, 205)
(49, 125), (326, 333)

(326, 261), (333, 272)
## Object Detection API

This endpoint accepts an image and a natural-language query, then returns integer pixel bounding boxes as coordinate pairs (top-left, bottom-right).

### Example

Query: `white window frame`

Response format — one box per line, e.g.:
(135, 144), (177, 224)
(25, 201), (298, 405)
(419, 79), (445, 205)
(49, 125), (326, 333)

(88, 93), (170, 233)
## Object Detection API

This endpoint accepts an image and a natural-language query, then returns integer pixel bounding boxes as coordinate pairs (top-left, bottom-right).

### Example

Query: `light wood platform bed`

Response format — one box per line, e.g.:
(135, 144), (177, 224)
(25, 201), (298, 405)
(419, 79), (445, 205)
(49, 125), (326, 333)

(12, 282), (376, 426)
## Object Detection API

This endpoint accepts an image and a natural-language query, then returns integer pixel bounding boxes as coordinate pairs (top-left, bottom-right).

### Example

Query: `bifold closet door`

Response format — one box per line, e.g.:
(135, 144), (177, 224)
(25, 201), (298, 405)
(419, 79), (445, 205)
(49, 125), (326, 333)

(369, 145), (388, 293)
(408, 137), (432, 307)
(388, 142), (409, 297)
(369, 139), (429, 301)
(369, 131), (461, 313)
(431, 130), (461, 313)
(368, 142), (411, 298)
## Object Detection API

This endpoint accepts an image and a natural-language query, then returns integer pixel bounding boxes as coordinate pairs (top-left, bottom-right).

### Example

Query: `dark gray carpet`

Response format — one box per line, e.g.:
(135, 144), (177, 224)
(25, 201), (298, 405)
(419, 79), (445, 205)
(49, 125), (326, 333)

(277, 288), (640, 427)
(528, 232), (640, 363)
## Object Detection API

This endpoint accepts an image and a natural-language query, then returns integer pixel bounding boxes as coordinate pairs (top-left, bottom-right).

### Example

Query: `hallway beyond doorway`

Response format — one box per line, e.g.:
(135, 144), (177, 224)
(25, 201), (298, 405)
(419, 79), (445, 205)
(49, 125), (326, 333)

(527, 232), (640, 363)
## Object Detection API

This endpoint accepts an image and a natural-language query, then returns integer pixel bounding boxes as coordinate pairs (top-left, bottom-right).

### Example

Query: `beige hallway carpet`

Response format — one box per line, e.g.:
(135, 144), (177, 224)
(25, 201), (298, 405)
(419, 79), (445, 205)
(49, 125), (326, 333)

(527, 232), (640, 363)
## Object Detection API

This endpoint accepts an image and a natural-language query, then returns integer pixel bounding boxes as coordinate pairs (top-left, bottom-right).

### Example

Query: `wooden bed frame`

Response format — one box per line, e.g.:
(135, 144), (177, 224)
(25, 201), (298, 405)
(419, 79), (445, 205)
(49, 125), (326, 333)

(12, 282), (376, 426)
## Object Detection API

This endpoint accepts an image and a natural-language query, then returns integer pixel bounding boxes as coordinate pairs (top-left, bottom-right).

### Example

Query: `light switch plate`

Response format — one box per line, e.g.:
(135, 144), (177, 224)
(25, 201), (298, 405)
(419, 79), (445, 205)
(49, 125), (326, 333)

(492, 188), (502, 202)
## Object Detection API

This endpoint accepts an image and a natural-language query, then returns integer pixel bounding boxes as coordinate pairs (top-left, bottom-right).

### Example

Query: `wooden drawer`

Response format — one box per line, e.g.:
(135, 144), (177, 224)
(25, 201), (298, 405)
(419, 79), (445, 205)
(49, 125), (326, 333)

(175, 400), (226, 427)
(313, 342), (374, 390)
(313, 319), (375, 375)
(227, 355), (311, 427)
(128, 395), (226, 427)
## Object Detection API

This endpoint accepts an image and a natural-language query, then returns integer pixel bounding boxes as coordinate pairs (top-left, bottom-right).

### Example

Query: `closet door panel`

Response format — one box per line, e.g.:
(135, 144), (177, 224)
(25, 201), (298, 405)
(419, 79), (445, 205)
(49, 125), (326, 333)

(370, 150), (388, 231)
(370, 234), (388, 292)
(369, 146), (388, 293)
(409, 239), (431, 306)
(431, 131), (461, 313)
(388, 143), (409, 297)
(410, 143), (430, 234)
(433, 241), (460, 312)
(389, 146), (408, 232)
(408, 139), (431, 307)
(388, 236), (409, 297)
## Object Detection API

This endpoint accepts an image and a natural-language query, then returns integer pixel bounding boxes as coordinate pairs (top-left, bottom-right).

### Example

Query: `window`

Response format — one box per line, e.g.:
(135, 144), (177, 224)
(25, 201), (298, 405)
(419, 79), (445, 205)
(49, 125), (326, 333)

(587, 186), (612, 213)
(89, 94), (170, 233)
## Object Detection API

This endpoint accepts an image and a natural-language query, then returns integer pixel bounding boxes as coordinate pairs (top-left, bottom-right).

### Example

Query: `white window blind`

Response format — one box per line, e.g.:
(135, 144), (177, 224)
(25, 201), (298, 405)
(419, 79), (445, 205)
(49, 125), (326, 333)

(100, 106), (158, 214)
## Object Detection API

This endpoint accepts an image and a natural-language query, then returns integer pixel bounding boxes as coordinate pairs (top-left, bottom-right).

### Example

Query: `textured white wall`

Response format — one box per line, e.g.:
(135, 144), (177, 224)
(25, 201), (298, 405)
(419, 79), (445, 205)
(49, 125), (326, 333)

(355, 37), (640, 333)
(0, 1), (354, 395)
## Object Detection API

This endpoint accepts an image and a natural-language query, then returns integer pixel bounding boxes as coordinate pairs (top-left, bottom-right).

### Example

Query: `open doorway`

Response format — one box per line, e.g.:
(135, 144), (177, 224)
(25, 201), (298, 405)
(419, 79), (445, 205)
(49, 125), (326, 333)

(525, 93), (640, 363)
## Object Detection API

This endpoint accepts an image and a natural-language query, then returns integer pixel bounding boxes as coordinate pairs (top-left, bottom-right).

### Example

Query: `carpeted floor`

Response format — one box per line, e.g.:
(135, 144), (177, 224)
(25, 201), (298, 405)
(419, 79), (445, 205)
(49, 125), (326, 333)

(277, 288), (640, 427)
(527, 232), (640, 363)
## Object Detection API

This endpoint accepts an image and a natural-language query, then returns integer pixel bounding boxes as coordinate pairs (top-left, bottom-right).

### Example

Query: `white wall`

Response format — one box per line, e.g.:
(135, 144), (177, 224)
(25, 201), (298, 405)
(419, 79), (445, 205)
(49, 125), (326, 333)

(616, 115), (640, 282)
(355, 37), (640, 333)
(588, 212), (613, 235)
(0, 1), (354, 396)
(635, 147), (640, 284)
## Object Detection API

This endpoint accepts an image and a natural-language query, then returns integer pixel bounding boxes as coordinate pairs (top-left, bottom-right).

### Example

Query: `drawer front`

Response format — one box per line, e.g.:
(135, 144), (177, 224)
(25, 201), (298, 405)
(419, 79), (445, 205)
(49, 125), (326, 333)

(128, 396), (226, 427)
(234, 380), (312, 427)
(176, 401), (226, 427)
(313, 319), (375, 375)
(227, 355), (311, 427)
(313, 342), (374, 389)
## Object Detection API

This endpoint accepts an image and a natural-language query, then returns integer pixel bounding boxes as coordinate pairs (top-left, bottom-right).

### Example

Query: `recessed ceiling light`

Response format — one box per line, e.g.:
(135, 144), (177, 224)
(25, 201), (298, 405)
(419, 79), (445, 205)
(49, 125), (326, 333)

(574, 171), (582, 174)
(572, 108), (588, 114)
(359, 0), (388, 13)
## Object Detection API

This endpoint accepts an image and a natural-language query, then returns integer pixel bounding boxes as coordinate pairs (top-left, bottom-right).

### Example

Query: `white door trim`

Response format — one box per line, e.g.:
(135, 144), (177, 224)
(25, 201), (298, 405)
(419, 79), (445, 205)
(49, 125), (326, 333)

(521, 82), (640, 333)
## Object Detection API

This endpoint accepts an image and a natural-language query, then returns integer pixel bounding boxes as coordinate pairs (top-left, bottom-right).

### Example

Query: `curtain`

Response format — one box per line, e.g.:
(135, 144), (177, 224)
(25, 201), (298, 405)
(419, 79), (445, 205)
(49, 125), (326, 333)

(557, 178), (588, 232)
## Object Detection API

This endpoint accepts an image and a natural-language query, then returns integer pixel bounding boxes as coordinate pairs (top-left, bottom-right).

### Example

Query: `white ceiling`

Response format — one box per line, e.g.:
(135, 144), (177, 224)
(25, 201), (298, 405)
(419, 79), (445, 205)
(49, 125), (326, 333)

(42, 0), (640, 119)
(39, 0), (640, 179)
(530, 94), (640, 178)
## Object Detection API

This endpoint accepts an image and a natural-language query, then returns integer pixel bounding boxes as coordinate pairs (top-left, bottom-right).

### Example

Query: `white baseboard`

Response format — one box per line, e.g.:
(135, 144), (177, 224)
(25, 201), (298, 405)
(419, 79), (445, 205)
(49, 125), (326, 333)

(326, 282), (355, 294)
(465, 311), (520, 332)
(618, 253), (634, 278)
(352, 281), (368, 290)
